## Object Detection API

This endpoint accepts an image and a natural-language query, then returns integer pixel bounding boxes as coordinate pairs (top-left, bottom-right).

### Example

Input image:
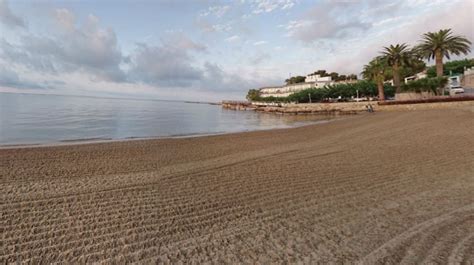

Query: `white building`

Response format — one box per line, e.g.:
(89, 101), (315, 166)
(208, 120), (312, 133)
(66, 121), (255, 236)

(259, 74), (334, 98)
(305, 74), (331, 83)
(404, 71), (427, 83)
(463, 67), (474, 88)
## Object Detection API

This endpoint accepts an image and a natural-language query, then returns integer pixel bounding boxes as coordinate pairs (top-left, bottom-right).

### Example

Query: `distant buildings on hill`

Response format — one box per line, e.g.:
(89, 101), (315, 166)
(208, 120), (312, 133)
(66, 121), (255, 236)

(259, 73), (356, 98)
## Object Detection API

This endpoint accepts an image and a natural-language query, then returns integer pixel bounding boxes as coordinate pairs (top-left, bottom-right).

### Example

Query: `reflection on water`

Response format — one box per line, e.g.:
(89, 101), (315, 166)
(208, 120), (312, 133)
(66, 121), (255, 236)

(0, 93), (332, 145)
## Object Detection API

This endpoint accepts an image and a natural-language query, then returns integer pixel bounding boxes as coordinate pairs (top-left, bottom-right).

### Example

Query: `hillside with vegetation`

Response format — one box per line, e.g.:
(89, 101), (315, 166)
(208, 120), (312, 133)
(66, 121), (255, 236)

(284, 70), (358, 85)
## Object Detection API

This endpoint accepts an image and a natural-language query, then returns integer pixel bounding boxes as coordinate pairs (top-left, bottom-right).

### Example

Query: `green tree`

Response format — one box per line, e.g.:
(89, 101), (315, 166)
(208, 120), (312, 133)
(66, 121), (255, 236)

(246, 89), (260, 101)
(399, 57), (426, 79)
(362, 57), (388, 101)
(329, 72), (339, 81)
(348, 74), (358, 80)
(285, 76), (306, 84)
(426, 58), (474, 77)
(383, 57), (426, 81)
(415, 29), (471, 93)
(381, 43), (412, 93)
(401, 77), (448, 95)
(312, 70), (329, 77)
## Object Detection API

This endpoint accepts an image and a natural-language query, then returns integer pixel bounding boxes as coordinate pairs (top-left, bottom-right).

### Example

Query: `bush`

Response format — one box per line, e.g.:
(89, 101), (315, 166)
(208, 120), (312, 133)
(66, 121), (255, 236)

(401, 77), (448, 94)
(248, 81), (395, 103)
(246, 89), (260, 101)
(285, 76), (306, 84)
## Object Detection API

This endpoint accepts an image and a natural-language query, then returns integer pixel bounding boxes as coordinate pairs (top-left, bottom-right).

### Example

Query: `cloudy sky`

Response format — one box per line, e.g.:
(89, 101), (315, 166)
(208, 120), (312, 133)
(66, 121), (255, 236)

(0, 0), (473, 101)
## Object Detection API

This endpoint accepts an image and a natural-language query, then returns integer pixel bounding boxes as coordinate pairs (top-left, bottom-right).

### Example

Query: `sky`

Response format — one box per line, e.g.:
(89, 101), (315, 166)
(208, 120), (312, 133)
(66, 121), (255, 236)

(0, 0), (473, 101)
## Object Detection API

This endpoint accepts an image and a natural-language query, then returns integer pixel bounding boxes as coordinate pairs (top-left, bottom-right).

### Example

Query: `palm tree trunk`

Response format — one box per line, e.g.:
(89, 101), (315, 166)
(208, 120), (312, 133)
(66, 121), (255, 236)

(435, 49), (444, 77)
(377, 75), (385, 101)
(435, 49), (445, 95)
(393, 63), (401, 93)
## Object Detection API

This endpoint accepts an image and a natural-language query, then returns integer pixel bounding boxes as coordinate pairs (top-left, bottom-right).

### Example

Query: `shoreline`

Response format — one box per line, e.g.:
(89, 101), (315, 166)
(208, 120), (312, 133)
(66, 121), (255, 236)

(0, 118), (339, 150)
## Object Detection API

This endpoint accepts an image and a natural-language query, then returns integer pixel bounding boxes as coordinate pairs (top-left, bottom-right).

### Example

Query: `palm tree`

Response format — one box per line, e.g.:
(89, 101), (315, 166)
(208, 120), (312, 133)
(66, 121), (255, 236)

(416, 29), (471, 94)
(362, 57), (387, 101)
(381, 43), (412, 93)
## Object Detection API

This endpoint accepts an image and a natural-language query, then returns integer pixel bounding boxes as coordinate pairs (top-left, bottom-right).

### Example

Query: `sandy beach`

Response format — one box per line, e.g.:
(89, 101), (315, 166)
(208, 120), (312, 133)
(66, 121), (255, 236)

(1, 108), (473, 263)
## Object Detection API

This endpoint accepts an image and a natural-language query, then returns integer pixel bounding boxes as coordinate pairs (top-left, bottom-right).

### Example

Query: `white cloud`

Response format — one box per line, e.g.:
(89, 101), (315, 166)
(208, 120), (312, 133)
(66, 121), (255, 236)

(250, 0), (297, 14)
(249, 51), (271, 64)
(253, 40), (267, 45)
(284, 20), (311, 31)
(200, 5), (231, 18)
(0, 61), (64, 90)
(284, 1), (371, 42)
(128, 33), (206, 87)
(0, 0), (25, 28)
(225, 35), (240, 42)
(55, 8), (75, 31)
(241, 14), (252, 20)
(373, 16), (404, 27)
(1, 8), (125, 82)
(196, 19), (232, 33)
(212, 23), (232, 32)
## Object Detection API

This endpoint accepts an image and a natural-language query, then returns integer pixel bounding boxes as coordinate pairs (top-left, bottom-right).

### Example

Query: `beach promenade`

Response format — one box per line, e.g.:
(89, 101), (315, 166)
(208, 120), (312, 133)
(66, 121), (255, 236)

(1, 107), (473, 263)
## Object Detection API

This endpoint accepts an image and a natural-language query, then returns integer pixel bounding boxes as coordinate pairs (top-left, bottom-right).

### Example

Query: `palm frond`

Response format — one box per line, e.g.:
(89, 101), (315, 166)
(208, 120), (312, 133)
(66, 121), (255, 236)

(417, 28), (472, 60)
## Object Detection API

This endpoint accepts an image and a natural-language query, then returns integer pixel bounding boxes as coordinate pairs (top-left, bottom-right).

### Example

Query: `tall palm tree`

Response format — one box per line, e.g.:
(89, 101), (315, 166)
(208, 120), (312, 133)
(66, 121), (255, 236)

(362, 57), (387, 101)
(381, 43), (412, 93)
(416, 28), (471, 77)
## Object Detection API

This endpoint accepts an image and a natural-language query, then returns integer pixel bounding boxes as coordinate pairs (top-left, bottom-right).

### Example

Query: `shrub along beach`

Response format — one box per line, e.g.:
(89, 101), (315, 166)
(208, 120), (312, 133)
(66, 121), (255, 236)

(246, 80), (395, 103)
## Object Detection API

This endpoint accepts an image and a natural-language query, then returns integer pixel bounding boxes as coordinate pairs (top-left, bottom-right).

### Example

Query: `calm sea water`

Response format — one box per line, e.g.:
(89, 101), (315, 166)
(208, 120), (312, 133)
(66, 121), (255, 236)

(0, 93), (331, 145)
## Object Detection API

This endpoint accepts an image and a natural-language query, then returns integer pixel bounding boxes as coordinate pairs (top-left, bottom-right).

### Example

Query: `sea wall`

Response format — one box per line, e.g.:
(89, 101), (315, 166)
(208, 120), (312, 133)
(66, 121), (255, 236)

(221, 101), (255, 110)
(251, 100), (474, 114)
(377, 100), (474, 112)
(256, 102), (368, 114)
(395, 92), (434, 101)
(222, 97), (474, 114)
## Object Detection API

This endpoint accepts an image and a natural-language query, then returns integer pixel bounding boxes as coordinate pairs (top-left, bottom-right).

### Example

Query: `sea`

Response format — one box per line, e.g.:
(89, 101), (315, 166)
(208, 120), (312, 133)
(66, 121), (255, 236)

(0, 92), (331, 146)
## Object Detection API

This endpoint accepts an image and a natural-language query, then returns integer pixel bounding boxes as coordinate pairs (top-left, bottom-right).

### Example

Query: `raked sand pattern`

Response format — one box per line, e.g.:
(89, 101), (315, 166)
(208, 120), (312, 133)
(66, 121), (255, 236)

(1, 108), (473, 263)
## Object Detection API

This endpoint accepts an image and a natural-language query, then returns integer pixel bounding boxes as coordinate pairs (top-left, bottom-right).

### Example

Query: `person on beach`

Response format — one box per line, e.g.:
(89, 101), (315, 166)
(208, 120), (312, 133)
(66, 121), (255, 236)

(366, 104), (374, 113)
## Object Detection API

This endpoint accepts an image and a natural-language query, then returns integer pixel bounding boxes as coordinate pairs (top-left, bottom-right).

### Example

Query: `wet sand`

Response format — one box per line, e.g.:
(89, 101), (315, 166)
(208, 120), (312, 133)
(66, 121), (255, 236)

(1, 108), (473, 263)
